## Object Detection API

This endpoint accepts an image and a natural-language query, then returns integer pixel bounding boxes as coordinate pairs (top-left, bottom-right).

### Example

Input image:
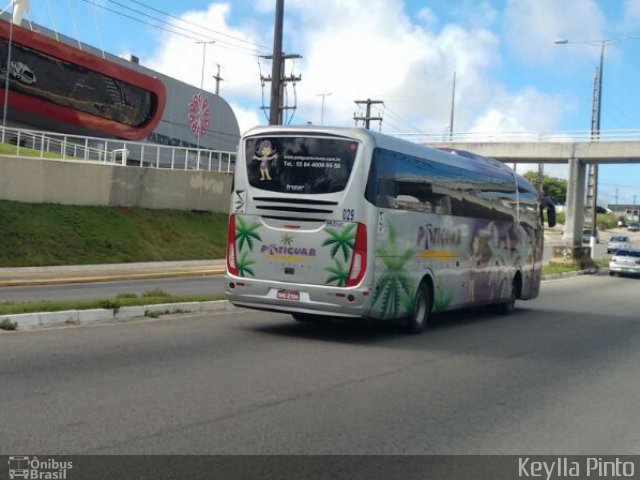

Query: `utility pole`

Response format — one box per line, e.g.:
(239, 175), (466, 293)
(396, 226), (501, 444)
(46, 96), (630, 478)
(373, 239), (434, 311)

(317, 92), (332, 125)
(212, 64), (223, 95)
(261, 0), (302, 125)
(537, 162), (544, 193)
(353, 99), (384, 130)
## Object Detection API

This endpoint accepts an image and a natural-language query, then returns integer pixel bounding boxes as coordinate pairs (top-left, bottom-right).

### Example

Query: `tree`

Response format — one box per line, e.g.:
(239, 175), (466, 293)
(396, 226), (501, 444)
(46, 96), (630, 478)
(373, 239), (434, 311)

(522, 172), (567, 205)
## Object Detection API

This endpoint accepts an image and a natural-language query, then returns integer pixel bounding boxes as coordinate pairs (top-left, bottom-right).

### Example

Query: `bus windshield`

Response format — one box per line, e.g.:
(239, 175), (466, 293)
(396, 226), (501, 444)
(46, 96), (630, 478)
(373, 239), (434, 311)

(245, 135), (358, 194)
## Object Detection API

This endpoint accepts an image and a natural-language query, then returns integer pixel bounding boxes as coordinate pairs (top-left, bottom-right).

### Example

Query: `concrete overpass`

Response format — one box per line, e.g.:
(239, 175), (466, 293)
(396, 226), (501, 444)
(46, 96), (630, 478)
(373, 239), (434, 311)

(401, 132), (640, 267)
(425, 140), (640, 164)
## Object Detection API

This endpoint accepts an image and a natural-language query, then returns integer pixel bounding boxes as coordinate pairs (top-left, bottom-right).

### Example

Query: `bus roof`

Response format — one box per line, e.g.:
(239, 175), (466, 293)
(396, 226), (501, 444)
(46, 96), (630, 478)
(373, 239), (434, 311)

(242, 125), (538, 194)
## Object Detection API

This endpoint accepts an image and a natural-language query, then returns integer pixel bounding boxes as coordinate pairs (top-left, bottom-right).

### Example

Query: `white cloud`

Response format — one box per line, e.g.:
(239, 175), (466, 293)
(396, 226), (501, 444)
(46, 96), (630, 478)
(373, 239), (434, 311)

(504, 0), (605, 65)
(146, 3), (266, 99)
(280, 1), (501, 131)
(470, 87), (566, 133)
(143, 0), (570, 137)
(229, 102), (263, 135)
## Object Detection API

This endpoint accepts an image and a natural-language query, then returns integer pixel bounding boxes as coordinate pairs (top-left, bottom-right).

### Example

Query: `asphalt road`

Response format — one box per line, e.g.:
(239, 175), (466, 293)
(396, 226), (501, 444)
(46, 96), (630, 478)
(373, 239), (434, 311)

(2, 272), (639, 454)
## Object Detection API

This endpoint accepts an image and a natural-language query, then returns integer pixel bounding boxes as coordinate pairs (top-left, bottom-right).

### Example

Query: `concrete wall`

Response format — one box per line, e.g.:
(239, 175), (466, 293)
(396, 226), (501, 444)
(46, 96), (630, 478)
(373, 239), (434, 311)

(0, 156), (232, 212)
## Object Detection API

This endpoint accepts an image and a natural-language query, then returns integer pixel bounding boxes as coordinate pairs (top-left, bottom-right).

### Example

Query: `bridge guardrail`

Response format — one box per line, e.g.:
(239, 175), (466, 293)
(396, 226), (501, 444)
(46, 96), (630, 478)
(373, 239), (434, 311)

(393, 130), (640, 143)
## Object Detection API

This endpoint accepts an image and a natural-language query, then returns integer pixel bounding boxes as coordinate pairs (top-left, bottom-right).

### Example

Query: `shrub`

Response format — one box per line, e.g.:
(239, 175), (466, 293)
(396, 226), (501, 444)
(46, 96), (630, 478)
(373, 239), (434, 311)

(0, 318), (17, 330)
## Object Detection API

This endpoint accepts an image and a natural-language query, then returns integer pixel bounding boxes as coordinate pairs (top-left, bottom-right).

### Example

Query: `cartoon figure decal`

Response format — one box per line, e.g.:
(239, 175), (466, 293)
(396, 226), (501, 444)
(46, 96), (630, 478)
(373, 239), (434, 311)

(253, 139), (277, 181)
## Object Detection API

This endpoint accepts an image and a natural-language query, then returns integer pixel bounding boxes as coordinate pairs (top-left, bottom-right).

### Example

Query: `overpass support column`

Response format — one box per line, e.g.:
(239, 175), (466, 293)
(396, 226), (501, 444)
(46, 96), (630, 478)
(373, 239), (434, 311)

(551, 157), (594, 268)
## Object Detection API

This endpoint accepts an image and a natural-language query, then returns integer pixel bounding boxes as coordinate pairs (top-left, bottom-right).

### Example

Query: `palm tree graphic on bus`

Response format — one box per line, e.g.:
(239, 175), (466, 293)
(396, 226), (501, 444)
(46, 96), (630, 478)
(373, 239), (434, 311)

(323, 224), (357, 286)
(372, 222), (415, 319)
(234, 216), (261, 278)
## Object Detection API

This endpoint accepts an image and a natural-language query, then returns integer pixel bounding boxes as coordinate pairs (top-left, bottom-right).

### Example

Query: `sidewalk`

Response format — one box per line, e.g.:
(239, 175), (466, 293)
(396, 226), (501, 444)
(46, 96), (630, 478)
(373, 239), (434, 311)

(0, 259), (226, 287)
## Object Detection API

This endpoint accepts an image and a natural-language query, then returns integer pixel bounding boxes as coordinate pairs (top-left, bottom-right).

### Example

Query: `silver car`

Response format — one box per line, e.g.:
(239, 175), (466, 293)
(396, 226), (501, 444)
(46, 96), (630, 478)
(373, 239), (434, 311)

(607, 235), (631, 254)
(609, 249), (640, 277)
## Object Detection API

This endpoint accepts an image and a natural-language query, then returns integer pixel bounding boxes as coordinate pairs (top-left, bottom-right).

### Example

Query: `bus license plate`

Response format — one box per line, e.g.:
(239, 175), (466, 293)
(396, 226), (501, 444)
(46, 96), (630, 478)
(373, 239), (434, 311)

(277, 290), (300, 301)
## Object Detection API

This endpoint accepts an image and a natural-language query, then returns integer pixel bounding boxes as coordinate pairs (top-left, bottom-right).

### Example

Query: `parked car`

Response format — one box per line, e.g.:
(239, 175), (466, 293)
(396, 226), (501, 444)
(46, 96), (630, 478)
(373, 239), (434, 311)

(582, 229), (600, 244)
(607, 235), (631, 254)
(609, 248), (640, 277)
(628, 222), (640, 232)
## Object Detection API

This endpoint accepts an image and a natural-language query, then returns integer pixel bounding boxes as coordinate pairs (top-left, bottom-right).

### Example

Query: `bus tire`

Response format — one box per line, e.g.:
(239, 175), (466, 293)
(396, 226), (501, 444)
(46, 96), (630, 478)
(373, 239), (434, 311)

(497, 277), (518, 315)
(406, 282), (431, 334)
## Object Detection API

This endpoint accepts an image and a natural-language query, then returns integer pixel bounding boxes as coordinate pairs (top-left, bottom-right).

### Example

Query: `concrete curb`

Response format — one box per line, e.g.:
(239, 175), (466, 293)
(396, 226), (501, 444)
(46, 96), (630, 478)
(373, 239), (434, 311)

(0, 269), (226, 287)
(1, 269), (606, 331)
(1, 300), (236, 330)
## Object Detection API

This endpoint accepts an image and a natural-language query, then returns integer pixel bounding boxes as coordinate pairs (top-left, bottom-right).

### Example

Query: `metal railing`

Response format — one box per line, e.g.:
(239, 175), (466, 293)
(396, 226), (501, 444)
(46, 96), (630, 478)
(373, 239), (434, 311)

(0, 125), (237, 173)
(393, 129), (640, 143)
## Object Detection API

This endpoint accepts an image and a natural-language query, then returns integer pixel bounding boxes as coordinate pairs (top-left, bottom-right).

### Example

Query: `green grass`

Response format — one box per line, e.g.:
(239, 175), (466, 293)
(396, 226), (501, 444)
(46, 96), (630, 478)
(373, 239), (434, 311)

(542, 258), (609, 276)
(0, 142), (62, 159)
(0, 293), (225, 316)
(0, 200), (229, 267)
(542, 263), (584, 276)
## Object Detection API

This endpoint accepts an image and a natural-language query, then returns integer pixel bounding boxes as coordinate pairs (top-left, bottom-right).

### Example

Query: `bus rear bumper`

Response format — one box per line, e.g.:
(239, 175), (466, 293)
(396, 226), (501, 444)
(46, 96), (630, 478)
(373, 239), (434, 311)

(225, 277), (371, 318)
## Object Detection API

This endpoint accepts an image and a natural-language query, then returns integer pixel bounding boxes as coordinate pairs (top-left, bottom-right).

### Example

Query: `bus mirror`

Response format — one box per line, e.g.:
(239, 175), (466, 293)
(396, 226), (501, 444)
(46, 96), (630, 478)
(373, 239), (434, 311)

(547, 205), (556, 228)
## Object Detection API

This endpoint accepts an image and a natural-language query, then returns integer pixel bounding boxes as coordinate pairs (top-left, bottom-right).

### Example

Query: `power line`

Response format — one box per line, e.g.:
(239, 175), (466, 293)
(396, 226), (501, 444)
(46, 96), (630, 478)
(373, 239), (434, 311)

(103, 0), (265, 55)
(381, 105), (422, 133)
(78, 0), (201, 41)
(78, 0), (267, 57)
(126, 0), (271, 52)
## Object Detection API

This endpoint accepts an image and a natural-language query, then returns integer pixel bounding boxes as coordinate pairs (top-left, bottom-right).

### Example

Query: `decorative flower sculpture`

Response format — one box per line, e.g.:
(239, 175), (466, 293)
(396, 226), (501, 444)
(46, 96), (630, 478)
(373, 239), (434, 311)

(188, 93), (210, 138)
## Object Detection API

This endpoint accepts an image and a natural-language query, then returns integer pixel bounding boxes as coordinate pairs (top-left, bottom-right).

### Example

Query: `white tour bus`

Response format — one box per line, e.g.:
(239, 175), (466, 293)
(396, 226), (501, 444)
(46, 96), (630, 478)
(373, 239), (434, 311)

(226, 126), (555, 333)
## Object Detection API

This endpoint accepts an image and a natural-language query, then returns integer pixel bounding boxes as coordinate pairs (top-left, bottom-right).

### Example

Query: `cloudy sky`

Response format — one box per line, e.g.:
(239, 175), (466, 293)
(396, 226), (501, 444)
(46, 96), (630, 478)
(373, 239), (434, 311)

(24, 0), (640, 205)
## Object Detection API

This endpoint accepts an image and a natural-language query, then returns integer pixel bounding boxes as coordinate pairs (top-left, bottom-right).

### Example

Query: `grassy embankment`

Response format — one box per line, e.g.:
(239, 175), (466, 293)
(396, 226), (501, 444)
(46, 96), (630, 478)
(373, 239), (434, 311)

(0, 200), (229, 267)
(0, 200), (229, 323)
(0, 142), (62, 159)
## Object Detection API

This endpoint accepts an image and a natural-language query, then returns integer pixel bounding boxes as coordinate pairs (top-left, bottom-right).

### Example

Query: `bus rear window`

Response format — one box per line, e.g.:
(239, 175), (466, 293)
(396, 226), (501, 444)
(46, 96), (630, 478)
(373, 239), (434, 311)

(245, 136), (358, 194)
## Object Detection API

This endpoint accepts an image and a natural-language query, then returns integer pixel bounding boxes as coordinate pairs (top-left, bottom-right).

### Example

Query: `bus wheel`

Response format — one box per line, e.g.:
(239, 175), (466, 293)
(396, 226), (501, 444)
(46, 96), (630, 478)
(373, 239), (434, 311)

(497, 278), (517, 315)
(406, 282), (431, 334)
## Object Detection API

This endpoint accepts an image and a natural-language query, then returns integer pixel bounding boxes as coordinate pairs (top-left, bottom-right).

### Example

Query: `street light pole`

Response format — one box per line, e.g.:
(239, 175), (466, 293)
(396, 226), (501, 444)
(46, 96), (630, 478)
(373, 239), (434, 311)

(585, 41), (605, 257)
(195, 40), (215, 149)
(2, 5), (15, 143)
(449, 71), (456, 140)
(317, 92), (331, 125)
(555, 38), (608, 258)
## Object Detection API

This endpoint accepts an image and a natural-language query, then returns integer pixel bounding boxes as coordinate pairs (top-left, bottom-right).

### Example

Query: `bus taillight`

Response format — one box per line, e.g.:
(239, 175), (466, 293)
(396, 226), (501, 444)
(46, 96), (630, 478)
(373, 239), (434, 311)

(226, 214), (238, 275)
(346, 222), (367, 287)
